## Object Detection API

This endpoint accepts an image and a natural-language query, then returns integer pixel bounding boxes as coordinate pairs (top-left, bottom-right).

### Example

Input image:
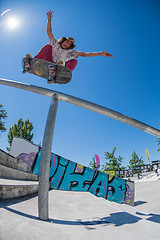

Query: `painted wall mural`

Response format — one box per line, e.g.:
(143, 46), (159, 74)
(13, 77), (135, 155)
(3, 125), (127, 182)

(33, 150), (134, 206)
(17, 152), (38, 172)
(10, 137), (39, 172)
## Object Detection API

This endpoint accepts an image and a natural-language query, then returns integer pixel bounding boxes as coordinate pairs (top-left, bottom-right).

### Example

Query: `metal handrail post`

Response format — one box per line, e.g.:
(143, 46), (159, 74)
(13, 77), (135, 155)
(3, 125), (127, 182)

(38, 94), (59, 220)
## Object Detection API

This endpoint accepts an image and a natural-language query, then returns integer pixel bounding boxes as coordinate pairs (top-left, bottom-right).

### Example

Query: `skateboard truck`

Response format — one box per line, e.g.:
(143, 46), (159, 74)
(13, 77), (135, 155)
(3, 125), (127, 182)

(21, 57), (71, 84)
(22, 57), (31, 73)
(48, 65), (56, 83)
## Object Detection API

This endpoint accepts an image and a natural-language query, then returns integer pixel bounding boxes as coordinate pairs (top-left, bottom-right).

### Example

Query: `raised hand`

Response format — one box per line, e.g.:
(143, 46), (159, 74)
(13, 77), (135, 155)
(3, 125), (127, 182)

(101, 51), (113, 57)
(46, 10), (54, 20)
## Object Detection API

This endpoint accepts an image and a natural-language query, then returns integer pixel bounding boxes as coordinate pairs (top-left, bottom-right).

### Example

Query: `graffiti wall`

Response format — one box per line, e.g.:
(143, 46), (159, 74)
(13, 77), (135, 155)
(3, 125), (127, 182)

(17, 152), (38, 172)
(33, 150), (134, 206)
(9, 137), (134, 205)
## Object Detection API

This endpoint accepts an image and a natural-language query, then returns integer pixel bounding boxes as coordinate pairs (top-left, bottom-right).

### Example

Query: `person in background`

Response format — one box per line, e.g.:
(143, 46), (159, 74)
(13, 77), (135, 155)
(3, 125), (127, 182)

(154, 165), (159, 177)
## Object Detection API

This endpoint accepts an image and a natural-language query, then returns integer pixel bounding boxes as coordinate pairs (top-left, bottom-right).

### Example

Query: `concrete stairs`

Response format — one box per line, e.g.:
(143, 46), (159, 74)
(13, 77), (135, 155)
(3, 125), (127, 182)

(0, 178), (38, 199)
(0, 149), (39, 200)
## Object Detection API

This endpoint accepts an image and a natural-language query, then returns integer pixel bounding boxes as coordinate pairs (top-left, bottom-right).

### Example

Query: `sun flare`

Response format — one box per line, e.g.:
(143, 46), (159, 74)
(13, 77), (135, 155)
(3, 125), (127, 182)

(7, 17), (19, 29)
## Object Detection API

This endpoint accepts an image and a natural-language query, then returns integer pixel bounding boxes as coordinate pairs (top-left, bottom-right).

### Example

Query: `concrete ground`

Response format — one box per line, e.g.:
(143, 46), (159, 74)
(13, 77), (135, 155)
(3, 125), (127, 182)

(0, 178), (160, 240)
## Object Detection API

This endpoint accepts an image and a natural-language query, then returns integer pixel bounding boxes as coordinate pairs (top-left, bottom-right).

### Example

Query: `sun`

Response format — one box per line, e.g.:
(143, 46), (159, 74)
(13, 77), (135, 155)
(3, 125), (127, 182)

(7, 17), (19, 29)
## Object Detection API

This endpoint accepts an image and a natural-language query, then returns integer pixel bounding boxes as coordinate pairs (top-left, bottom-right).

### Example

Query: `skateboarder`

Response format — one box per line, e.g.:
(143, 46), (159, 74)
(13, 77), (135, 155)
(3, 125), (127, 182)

(26, 10), (113, 72)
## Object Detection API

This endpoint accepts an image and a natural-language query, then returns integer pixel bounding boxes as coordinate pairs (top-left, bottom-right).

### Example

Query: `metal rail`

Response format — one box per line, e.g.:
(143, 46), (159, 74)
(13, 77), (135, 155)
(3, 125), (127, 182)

(1, 78), (160, 138)
(38, 94), (59, 220)
(1, 77), (160, 220)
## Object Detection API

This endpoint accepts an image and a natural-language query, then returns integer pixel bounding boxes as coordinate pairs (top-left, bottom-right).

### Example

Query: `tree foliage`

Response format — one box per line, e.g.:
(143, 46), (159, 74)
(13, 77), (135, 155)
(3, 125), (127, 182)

(157, 142), (160, 152)
(7, 118), (34, 150)
(89, 157), (98, 170)
(0, 104), (7, 133)
(127, 150), (144, 171)
(102, 147), (124, 171)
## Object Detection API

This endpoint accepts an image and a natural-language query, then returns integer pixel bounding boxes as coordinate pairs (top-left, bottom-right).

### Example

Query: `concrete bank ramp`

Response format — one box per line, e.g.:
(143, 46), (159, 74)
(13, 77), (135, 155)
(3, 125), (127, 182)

(136, 170), (160, 182)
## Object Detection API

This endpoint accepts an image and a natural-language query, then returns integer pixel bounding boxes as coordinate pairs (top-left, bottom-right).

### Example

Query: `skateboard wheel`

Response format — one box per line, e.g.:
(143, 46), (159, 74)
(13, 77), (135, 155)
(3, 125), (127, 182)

(22, 61), (26, 73)
(26, 63), (30, 68)
(51, 70), (56, 77)
(25, 57), (31, 70)
(47, 79), (52, 84)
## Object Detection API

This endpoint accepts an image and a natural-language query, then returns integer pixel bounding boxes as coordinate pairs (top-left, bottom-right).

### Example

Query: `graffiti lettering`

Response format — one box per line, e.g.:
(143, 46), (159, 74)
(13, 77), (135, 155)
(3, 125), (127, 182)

(33, 150), (134, 206)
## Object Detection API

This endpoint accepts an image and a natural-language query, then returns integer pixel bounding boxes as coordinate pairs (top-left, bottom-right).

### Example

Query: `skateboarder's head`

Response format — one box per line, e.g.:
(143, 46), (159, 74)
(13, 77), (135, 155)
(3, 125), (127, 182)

(58, 37), (76, 50)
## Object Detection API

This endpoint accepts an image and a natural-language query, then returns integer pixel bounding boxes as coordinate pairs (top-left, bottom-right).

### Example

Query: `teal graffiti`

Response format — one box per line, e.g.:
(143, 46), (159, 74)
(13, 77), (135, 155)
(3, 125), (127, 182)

(33, 150), (134, 205)
(107, 176), (126, 203)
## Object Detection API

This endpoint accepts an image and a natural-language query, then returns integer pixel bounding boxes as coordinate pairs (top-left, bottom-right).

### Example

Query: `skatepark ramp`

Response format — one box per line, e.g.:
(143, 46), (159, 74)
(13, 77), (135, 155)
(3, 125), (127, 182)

(1, 77), (160, 221)
(136, 171), (160, 182)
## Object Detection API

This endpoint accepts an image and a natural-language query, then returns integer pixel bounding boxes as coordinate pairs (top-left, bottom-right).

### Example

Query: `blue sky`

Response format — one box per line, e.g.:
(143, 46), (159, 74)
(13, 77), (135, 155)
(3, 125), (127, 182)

(0, 0), (160, 168)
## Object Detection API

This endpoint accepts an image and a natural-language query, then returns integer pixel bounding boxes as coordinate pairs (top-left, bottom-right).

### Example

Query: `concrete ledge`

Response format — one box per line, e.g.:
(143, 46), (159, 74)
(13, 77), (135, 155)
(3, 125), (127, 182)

(0, 149), (28, 172)
(0, 178), (38, 199)
(0, 164), (38, 181)
(0, 155), (28, 173)
(0, 149), (15, 160)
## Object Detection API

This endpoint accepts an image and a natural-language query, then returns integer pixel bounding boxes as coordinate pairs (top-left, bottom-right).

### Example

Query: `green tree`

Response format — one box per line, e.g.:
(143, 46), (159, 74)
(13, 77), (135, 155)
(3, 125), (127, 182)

(89, 157), (98, 170)
(0, 104), (7, 133)
(102, 147), (124, 171)
(7, 118), (34, 151)
(128, 150), (144, 172)
(157, 141), (160, 152)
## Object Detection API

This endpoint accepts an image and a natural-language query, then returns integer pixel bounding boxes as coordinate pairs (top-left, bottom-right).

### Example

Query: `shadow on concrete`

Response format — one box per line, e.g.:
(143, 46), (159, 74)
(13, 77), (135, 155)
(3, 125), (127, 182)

(2, 204), (142, 227)
(100, 212), (141, 226)
(134, 201), (147, 206)
(146, 213), (160, 224)
(1, 195), (159, 226)
(136, 212), (160, 224)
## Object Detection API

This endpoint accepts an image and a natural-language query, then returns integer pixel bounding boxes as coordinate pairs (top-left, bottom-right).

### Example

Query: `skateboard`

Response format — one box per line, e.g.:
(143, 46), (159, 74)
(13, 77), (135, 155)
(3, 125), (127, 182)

(22, 57), (72, 84)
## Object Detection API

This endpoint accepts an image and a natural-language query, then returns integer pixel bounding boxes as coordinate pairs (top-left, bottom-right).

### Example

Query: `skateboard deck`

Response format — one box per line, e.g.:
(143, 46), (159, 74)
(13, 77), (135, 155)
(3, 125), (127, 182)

(22, 57), (72, 84)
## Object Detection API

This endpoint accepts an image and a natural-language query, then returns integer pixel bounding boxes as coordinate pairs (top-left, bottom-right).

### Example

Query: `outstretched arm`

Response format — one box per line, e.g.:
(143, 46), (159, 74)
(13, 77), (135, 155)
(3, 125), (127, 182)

(77, 51), (113, 58)
(46, 10), (54, 43)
